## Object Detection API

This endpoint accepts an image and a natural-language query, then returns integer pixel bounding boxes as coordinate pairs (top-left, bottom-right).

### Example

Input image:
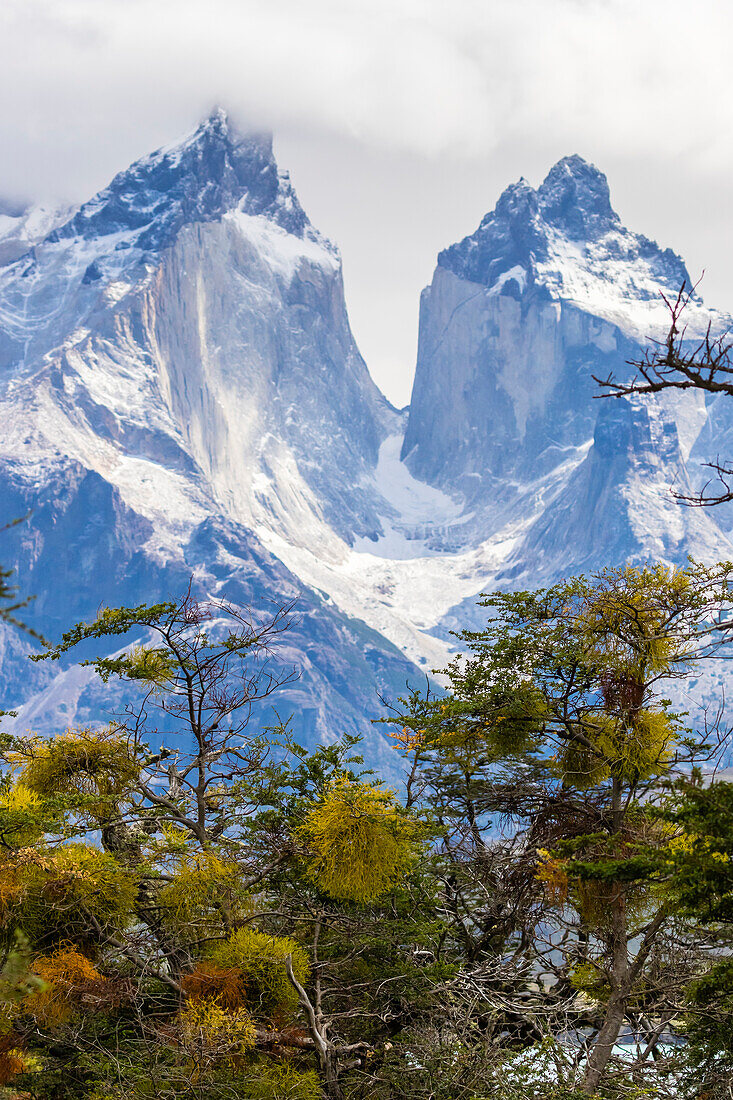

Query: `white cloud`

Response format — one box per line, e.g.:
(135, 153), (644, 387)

(4, 0), (731, 183)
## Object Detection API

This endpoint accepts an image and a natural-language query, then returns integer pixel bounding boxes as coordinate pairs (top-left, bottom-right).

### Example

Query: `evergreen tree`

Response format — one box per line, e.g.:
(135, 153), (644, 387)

(392, 560), (733, 1096)
(663, 776), (733, 1097)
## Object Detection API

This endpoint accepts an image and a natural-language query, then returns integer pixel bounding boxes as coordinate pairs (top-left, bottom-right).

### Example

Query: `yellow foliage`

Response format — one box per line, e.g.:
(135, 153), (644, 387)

(558, 708), (676, 788)
(209, 928), (309, 1018)
(297, 778), (416, 904)
(666, 829), (731, 864)
(556, 732), (610, 790)
(178, 997), (255, 1068)
(580, 563), (695, 680)
(241, 1059), (322, 1099)
(159, 852), (251, 931)
(26, 948), (104, 1026)
(0, 844), (137, 947)
(152, 822), (189, 855)
(573, 877), (652, 929)
(593, 709), (675, 782)
(0, 785), (44, 847)
(0, 786), (42, 816)
(436, 684), (547, 762)
(15, 728), (139, 819)
(0, 854), (40, 930)
(125, 645), (177, 690)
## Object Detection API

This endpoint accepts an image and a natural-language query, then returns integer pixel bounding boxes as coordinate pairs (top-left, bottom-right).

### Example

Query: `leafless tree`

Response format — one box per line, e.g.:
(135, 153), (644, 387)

(594, 280), (733, 506)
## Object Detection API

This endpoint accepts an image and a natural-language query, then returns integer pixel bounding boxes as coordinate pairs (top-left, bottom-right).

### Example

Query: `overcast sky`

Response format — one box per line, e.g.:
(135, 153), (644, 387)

(2, 0), (732, 406)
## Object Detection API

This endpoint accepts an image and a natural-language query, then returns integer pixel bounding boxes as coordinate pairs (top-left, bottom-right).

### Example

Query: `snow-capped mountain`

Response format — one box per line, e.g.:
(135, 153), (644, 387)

(0, 110), (413, 772)
(403, 155), (720, 495)
(260, 153), (733, 660)
(0, 109), (396, 546)
(399, 155), (731, 578)
(0, 125), (731, 767)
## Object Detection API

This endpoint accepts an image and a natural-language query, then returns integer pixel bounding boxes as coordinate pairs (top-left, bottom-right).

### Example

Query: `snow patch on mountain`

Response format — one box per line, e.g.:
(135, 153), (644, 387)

(438, 154), (726, 347)
(255, 429), (596, 676)
(354, 434), (466, 559)
(0, 201), (75, 266)
(224, 211), (339, 279)
(536, 226), (723, 343)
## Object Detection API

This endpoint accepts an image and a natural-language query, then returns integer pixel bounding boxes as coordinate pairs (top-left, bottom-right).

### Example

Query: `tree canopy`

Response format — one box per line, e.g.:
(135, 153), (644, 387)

(0, 565), (732, 1098)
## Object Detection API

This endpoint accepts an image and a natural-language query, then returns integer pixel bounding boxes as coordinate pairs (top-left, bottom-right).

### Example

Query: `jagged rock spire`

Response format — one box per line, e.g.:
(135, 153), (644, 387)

(47, 109), (309, 251)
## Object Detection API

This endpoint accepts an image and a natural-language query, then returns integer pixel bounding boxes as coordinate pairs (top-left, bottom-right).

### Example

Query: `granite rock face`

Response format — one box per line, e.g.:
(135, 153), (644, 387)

(0, 110), (396, 543)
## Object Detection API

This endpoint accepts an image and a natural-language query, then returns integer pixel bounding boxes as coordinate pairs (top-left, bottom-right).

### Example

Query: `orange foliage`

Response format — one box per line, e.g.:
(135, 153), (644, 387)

(389, 726), (425, 753)
(27, 948), (109, 1025)
(535, 849), (570, 903)
(181, 961), (248, 1010)
(0, 1041), (25, 1087)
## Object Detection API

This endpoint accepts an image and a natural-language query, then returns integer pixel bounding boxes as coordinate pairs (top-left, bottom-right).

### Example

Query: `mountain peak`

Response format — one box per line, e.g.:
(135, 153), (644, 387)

(437, 172), (546, 287)
(172, 105), (257, 158)
(493, 176), (539, 222)
(47, 109), (310, 253)
(434, 151), (697, 339)
(204, 104), (231, 128)
(538, 154), (618, 239)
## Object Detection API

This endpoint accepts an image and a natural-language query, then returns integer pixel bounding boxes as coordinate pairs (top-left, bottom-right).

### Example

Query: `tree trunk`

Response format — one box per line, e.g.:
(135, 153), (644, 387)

(320, 1053), (343, 1100)
(582, 991), (627, 1094)
(582, 776), (630, 1095)
(285, 953), (343, 1099)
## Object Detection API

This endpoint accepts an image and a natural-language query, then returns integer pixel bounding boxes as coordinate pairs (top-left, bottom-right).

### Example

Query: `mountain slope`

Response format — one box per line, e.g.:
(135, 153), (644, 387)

(396, 155), (730, 572)
(267, 153), (732, 657)
(0, 109), (397, 545)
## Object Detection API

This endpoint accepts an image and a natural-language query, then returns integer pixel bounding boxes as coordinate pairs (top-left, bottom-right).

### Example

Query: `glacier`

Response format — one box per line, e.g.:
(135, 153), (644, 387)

(0, 118), (731, 768)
